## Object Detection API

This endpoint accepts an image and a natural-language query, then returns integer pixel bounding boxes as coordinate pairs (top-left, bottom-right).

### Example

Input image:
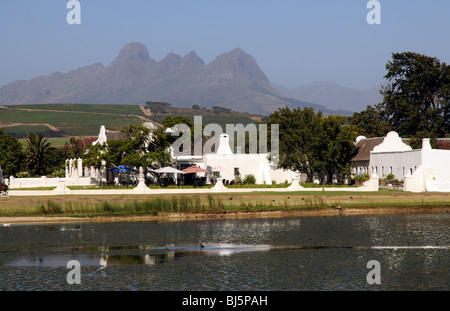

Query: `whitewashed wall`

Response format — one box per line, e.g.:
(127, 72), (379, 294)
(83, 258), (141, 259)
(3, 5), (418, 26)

(268, 168), (294, 184)
(8, 176), (93, 189)
(422, 149), (450, 183)
(204, 153), (273, 184)
(369, 150), (422, 179)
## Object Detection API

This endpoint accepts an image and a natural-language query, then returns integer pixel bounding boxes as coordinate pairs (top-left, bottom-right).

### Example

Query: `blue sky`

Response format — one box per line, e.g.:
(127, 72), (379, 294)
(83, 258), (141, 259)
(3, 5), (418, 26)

(1, 0), (449, 90)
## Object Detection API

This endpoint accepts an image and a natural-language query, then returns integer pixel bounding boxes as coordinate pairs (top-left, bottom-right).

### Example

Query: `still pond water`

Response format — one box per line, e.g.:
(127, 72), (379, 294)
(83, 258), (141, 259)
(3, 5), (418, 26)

(0, 213), (449, 290)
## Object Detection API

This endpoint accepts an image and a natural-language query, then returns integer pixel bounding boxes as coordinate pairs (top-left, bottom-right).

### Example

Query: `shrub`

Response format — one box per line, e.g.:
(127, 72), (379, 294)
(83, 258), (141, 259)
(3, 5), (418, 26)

(385, 173), (397, 182)
(243, 174), (256, 185)
(355, 173), (370, 182)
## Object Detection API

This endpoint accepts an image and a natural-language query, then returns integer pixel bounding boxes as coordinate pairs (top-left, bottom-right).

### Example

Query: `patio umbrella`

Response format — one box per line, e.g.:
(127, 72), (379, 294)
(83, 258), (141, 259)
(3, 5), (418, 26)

(181, 166), (210, 174)
(107, 165), (135, 173)
(153, 167), (183, 174)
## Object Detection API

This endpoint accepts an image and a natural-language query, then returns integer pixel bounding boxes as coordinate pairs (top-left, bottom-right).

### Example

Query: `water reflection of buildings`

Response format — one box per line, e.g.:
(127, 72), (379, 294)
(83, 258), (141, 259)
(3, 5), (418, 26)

(97, 243), (273, 266)
(97, 245), (176, 266)
(99, 251), (176, 266)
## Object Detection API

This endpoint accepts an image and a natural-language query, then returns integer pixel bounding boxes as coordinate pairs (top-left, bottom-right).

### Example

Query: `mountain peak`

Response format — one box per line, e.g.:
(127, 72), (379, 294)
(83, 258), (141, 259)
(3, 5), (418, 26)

(110, 42), (151, 66)
(182, 50), (204, 66)
(228, 47), (246, 55)
(215, 47), (255, 63)
(160, 52), (182, 64)
(202, 47), (270, 87)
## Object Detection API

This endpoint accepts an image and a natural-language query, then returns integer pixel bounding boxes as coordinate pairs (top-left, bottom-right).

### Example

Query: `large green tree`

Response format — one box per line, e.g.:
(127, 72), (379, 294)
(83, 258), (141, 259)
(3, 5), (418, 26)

(267, 107), (355, 183)
(267, 107), (322, 182)
(318, 115), (356, 183)
(378, 52), (450, 138)
(0, 129), (24, 177)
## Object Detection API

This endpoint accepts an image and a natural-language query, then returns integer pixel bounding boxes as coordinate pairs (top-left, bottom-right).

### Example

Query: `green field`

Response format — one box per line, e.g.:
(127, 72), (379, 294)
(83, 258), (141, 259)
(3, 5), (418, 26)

(4, 125), (51, 134)
(45, 137), (72, 147)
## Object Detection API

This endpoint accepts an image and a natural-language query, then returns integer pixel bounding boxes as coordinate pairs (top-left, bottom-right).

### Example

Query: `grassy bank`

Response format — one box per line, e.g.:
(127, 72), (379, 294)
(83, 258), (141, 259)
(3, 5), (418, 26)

(0, 195), (327, 218)
(1, 191), (450, 219)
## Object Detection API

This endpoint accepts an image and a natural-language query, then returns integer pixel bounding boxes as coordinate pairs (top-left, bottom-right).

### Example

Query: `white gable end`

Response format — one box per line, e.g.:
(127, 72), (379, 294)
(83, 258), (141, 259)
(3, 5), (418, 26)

(372, 131), (411, 153)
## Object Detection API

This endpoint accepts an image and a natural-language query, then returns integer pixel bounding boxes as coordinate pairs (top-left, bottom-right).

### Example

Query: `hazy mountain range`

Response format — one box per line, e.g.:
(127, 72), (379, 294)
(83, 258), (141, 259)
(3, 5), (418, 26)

(272, 82), (383, 113)
(0, 42), (380, 115)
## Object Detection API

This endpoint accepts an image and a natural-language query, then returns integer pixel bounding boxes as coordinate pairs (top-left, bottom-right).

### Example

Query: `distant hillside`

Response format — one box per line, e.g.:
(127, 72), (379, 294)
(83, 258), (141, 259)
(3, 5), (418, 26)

(0, 42), (350, 116)
(272, 81), (384, 113)
(0, 103), (261, 137)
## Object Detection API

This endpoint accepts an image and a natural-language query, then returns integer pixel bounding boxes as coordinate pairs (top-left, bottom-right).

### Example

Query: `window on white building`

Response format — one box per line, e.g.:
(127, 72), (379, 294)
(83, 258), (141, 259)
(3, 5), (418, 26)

(234, 167), (240, 177)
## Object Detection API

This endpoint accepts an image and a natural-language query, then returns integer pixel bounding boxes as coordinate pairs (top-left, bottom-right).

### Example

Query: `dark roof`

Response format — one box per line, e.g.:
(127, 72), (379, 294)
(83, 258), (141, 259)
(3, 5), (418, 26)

(437, 138), (450, 150)
(105, 131), (127, 141)
(350, 137), (384, 162)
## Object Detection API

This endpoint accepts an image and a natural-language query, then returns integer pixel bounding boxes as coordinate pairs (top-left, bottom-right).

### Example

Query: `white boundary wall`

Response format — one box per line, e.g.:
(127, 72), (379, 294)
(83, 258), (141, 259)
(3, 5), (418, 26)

(8, 176), (92, 189)
(8, 174), (380, 196)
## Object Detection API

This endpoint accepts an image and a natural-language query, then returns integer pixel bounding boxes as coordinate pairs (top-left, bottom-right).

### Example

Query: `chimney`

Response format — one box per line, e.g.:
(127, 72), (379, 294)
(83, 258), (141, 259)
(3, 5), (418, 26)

(217, 134), (233, 155)
(422, 138), (432, 150)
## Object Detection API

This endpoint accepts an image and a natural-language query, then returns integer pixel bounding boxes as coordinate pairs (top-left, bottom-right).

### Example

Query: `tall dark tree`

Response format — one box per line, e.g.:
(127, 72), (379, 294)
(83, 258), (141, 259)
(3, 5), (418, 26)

(44, 146), (72, 177)
(378, 52), (450, 138)
(318, 115), (356, 183)
(267, 107), (324, 182)
(25, 132), (51, 176)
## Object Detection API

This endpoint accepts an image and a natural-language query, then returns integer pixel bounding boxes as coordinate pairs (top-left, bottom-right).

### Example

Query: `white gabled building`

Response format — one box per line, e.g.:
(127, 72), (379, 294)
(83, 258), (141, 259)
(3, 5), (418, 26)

(354, 131), (450, 192)
(368, 131), (414, 179)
